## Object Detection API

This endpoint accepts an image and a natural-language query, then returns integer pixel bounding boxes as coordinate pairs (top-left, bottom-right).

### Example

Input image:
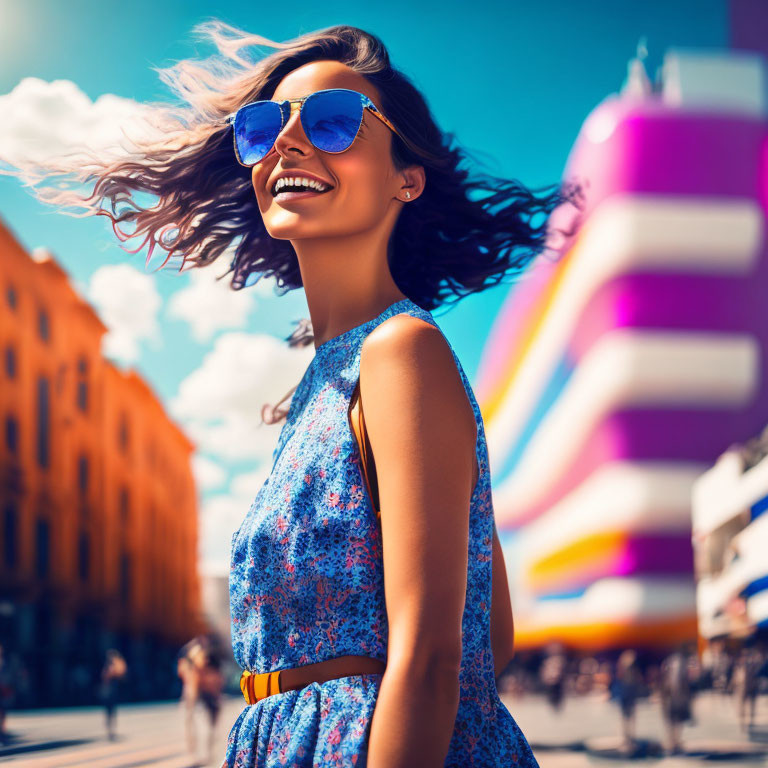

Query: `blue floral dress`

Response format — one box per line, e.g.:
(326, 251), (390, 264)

(223, 297), (539, 767)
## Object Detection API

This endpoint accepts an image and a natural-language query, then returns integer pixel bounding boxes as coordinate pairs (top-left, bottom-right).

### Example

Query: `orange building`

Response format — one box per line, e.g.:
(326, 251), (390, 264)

(0, 216), (205, 706)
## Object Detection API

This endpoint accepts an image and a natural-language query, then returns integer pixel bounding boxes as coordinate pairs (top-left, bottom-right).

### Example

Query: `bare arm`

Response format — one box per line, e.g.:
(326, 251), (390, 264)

(361, 315), (477, 768)
(491, 522), (516, 681)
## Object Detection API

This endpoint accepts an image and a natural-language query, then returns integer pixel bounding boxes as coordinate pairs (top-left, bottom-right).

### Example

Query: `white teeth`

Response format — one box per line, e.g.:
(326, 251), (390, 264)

(273, 176), (331, 195)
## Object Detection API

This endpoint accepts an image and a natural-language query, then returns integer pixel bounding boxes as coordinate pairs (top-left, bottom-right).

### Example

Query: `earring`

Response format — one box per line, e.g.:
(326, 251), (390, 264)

(405, 191), (411, 199)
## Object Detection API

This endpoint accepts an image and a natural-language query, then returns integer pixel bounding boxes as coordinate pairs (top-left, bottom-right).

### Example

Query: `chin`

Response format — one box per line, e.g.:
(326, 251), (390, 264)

(263, 219), (329, 239)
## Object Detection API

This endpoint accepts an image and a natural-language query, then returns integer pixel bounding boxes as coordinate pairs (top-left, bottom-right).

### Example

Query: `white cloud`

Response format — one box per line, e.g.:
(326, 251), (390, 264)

(166, 267), (257, 343)
(230, 467), (272, 498)
(170, 330), (314, 462)
(199, 494), (249, 576)
(0, 77), (162, 169)
(192, 454), (228, 491)
(86, 263), (162, 364)
(199, 465), (273, 575)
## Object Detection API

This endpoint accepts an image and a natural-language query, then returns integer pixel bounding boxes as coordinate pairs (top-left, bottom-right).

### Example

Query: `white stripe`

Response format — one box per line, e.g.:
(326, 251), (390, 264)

(485, 194), (762, 472)
(512, 461), (702, 569)
(521, 577), (696, 626)
(493, 329), (756, 516)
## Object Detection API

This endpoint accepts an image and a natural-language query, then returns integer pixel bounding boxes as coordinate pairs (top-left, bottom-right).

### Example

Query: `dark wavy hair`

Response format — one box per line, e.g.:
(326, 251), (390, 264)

(1, 21), (584, 424)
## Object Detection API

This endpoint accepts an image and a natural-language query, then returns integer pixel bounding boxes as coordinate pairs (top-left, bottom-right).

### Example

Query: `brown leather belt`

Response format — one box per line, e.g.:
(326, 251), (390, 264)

(240, 654), (386, 705)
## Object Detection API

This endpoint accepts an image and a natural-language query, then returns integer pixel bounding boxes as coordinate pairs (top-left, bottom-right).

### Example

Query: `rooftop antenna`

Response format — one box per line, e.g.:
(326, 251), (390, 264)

(621, 36), (652, 99)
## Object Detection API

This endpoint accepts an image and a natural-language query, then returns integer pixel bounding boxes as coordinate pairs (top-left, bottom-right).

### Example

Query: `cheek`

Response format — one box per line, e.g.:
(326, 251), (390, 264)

(329, 154), (390, 206)
(251, 169), (271, 201)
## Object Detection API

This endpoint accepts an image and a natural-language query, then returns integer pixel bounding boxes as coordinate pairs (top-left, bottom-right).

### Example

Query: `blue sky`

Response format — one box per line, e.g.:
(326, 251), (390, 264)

(0, 0), (728, 572)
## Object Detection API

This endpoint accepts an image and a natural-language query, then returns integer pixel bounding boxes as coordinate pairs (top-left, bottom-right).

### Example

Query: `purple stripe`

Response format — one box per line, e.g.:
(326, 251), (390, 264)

(530, 535), (694, 597)
(505, 407), (765, 530)
(570, 271), (767, 363)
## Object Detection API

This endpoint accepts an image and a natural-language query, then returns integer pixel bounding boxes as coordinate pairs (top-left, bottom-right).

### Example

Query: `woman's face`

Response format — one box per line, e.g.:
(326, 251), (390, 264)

(250, 60), (408, 240)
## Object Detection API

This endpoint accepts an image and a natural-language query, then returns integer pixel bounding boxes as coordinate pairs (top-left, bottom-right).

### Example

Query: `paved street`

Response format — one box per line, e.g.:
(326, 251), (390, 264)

(1, 690), (767, 767)
(506, 689), (768, 767)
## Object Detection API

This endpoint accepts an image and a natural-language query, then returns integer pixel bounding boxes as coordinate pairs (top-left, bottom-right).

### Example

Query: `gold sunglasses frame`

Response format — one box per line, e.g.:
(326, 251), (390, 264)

(222, 88), (404, 168)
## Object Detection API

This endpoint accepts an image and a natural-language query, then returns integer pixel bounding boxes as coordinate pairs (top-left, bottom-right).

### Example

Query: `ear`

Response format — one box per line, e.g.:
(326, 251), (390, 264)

(399, 164), (426, 202)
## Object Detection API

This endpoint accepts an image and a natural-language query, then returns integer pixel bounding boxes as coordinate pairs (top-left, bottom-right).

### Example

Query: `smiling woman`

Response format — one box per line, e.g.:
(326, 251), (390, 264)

(0, 19), (584, 768)
(0, 21), (581, 356)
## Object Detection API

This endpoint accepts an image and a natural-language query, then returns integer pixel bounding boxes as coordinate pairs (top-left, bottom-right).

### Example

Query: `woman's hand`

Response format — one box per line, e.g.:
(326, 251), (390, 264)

(360, 313), (477, 768)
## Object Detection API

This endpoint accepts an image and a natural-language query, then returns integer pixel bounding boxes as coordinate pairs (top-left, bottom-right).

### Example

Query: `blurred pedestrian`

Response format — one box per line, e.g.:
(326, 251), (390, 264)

(0, 644), (16, 746)
(99, 649), (127, 741)
(178, 635), (225, 764)
(573, 656), (598, 696)
(732, 646), (765, 732)
(539, 643), (568, 712)
(706, 639), (734, 696)
(178, 638), (203, 758)
(611, 650), (642, 752)
(196, 642), (225, 765)
(659, 645), (694, 755)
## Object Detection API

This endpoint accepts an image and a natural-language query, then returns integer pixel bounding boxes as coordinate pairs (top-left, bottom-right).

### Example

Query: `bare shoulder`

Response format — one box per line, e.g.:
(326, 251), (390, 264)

(359, 311), (476, 479)
(359, 312), (467, 409)
(361, 311), (451, 374)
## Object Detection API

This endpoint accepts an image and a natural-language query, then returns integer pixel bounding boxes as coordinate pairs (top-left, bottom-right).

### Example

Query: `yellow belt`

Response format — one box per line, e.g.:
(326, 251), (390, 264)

(240, 669), (283, 705)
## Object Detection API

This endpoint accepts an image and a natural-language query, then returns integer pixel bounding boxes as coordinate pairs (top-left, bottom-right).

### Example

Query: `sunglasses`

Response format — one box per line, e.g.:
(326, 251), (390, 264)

(224, 88), (404, 167)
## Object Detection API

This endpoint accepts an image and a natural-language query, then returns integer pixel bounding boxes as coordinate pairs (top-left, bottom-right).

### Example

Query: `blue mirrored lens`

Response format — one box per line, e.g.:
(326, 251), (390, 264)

(234, 101), (282, 165)
(302, 90), (362, 152)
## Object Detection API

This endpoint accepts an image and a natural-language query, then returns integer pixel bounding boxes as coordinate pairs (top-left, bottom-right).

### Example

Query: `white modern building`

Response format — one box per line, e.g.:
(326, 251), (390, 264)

(692, 425), (768, 639)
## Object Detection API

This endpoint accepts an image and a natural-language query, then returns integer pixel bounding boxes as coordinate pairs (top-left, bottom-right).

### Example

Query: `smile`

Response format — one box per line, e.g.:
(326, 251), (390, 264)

(271, 176), (334, 197)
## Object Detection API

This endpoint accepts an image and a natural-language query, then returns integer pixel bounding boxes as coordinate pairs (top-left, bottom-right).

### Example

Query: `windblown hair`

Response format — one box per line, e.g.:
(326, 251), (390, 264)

(2, 21), (584, 424)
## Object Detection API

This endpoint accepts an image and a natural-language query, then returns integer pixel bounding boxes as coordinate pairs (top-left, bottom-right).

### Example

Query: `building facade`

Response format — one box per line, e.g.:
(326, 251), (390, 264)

(475, 48), (768, 653)
(0, 217), (204, 706)
(693, 426), (768, 641)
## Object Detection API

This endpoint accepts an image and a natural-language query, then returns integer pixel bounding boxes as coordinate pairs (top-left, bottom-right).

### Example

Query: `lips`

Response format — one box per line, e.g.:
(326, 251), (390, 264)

(273, 187), (333, 203)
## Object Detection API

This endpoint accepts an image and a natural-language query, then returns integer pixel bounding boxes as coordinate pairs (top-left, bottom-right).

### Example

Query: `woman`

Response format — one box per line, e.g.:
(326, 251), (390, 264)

(5, 21), (581, 767)
(0, 644), (15, 746)
(99, 649), (127, 742)
(178, 637), (225, 763)
(611, 649), (643, 752)
(659, 646), (694, 755)
(177, 640), (203, 758)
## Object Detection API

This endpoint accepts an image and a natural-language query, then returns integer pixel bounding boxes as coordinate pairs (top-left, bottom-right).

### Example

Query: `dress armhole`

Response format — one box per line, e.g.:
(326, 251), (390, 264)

(348, 380), (381, 520)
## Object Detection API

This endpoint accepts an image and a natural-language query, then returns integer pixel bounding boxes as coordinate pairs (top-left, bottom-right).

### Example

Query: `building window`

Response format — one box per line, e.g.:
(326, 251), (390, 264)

(77, 381), (88, 412)
(6, 284), (17, 311)
(37, 308), (50, 342)
(36, 376), (50, 469)
(77, 453), (89, 494)
(76, 357), (88, 413)
(119, 551), (131, 607)
(118, 412), (129, 452)
(3, 503), (17, 569)
(78, 531), (89, 581)
(4, 346), (16, 379)
(5, 415), (18, 456)
(35, 518), (50, 578)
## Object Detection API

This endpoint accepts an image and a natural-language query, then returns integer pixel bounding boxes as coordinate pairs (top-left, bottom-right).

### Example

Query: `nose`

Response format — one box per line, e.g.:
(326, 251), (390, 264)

(272, 102), (314, 159)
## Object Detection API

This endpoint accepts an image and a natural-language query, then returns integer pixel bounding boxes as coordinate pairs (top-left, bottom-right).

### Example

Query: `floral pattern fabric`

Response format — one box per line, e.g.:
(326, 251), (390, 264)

(223, 298), (539, 767)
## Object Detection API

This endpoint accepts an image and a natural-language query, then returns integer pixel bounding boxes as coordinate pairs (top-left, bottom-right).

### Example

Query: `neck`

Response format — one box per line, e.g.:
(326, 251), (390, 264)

(293, 235), (407, 349)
